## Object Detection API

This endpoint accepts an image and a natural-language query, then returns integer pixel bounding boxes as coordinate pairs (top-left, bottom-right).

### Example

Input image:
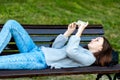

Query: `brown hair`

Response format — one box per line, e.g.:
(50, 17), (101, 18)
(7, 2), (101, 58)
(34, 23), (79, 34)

(93, 37), (112, 66)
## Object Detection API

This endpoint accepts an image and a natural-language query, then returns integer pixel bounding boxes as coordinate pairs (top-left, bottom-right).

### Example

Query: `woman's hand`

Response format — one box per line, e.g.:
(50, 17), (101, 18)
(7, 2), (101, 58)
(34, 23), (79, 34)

(64, 22), (76, 37)
(78, 21), (88, 29)
(67, 22), (76, 33)
(75, 21), (89, 37)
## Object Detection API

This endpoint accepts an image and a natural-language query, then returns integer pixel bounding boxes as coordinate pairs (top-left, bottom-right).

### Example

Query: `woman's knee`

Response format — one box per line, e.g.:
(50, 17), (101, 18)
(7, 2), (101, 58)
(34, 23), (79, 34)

(5, 19), (18, 25)
(4, 20), (21, 29)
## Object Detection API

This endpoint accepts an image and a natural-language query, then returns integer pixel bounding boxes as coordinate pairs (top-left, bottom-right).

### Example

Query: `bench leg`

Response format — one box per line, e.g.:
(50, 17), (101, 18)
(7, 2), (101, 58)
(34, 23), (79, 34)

(96, 74), (112, 80)
(113, 73), (120, 80)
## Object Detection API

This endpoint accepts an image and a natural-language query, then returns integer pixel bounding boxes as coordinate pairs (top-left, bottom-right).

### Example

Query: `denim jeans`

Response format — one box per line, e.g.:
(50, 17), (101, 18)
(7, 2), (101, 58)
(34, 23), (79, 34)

(0, 20), (47, 69)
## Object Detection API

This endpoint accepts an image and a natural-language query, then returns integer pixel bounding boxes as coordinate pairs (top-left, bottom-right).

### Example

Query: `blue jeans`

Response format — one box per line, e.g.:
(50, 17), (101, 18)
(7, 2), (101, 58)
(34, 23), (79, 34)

(0, 20), (47, 69)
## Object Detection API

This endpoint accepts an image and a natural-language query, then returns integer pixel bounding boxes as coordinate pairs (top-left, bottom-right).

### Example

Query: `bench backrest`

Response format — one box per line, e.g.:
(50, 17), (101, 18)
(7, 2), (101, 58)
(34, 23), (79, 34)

(0, 25), (104, 55)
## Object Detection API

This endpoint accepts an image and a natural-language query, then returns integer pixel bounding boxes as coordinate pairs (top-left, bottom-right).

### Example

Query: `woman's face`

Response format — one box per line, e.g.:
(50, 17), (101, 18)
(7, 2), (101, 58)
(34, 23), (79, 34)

(88, 37), (104, 52)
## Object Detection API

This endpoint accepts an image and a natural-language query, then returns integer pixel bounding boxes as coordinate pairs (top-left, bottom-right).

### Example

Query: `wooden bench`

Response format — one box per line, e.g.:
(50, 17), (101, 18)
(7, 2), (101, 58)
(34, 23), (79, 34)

(0, 24), (120, 80)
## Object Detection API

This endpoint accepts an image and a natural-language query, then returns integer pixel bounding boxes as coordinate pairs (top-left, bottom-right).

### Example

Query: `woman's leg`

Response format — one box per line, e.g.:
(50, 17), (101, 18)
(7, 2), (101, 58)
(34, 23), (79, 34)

(0, 20), (37, 53)
(0, 20), (47, 69)
(0, 49), (47, 69)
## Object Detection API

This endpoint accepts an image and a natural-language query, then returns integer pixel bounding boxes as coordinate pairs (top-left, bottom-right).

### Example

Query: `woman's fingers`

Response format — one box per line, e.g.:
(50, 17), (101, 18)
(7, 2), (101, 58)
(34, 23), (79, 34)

(68, 22), (76, 29)
(83, 22), (89, 28)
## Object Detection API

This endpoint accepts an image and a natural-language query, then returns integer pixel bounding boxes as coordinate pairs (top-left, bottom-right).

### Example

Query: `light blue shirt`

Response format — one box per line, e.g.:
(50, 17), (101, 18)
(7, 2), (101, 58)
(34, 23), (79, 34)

(41, 34), (96, 69)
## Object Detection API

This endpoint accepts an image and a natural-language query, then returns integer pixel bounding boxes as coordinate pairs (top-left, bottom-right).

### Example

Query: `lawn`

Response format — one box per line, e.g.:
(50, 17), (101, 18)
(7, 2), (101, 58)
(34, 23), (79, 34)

(0, 0), (120, 80)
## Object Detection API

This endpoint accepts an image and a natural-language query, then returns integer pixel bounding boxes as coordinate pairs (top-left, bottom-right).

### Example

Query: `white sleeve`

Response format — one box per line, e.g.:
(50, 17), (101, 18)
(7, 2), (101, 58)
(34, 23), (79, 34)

(52, 34), (68, 49)
(66, 35), (96, 66)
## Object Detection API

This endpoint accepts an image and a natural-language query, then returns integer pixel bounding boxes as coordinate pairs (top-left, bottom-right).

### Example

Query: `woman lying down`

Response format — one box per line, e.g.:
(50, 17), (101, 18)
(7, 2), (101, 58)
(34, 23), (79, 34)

(0, 20), (112, 69)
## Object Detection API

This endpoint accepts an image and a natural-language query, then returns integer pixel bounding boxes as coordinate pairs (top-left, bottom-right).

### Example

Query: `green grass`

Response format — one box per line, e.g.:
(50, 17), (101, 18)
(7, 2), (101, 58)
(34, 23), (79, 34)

(0, 0), (120, 80)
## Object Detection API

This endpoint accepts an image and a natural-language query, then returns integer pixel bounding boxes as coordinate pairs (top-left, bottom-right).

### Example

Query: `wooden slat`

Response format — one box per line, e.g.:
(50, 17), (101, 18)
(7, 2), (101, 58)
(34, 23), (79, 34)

(31, 36), (101, 42)
(2, 43), (87, 52)
(0, 64), (120, 78)
(7, 35), (102, 42)
(23, 24), (103, 29)
(0, 24), (104, 35)
(0, 24), (103, 29)
(26, 29), (104, 35)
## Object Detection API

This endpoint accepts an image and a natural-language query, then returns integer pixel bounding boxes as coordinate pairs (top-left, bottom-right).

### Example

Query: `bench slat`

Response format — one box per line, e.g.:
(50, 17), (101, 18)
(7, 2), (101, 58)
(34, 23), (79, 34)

(31, 36), (102, 42)
(7, 36), (102, 42)
(0, 24), (103, 29)
(2, 44), (86, 54)
(26, 29), (104, 35)
(0, 64), (120, 78)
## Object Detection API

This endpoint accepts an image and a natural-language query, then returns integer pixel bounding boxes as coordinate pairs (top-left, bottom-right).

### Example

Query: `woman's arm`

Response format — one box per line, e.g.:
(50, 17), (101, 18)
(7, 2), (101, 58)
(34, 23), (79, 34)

(66, 21), (95, 66)
(63, 22), (76, 37)
(75, 22), (88, 37)
(66, 35), (95, 66)
(52, 22), (76, 49)
(51, 34), (68, 49)
(66, 21), (88, 54)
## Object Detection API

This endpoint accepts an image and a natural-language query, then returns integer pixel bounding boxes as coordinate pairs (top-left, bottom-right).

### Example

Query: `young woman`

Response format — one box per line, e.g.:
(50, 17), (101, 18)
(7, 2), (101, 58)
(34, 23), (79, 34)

(0, 20), (112, 69)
